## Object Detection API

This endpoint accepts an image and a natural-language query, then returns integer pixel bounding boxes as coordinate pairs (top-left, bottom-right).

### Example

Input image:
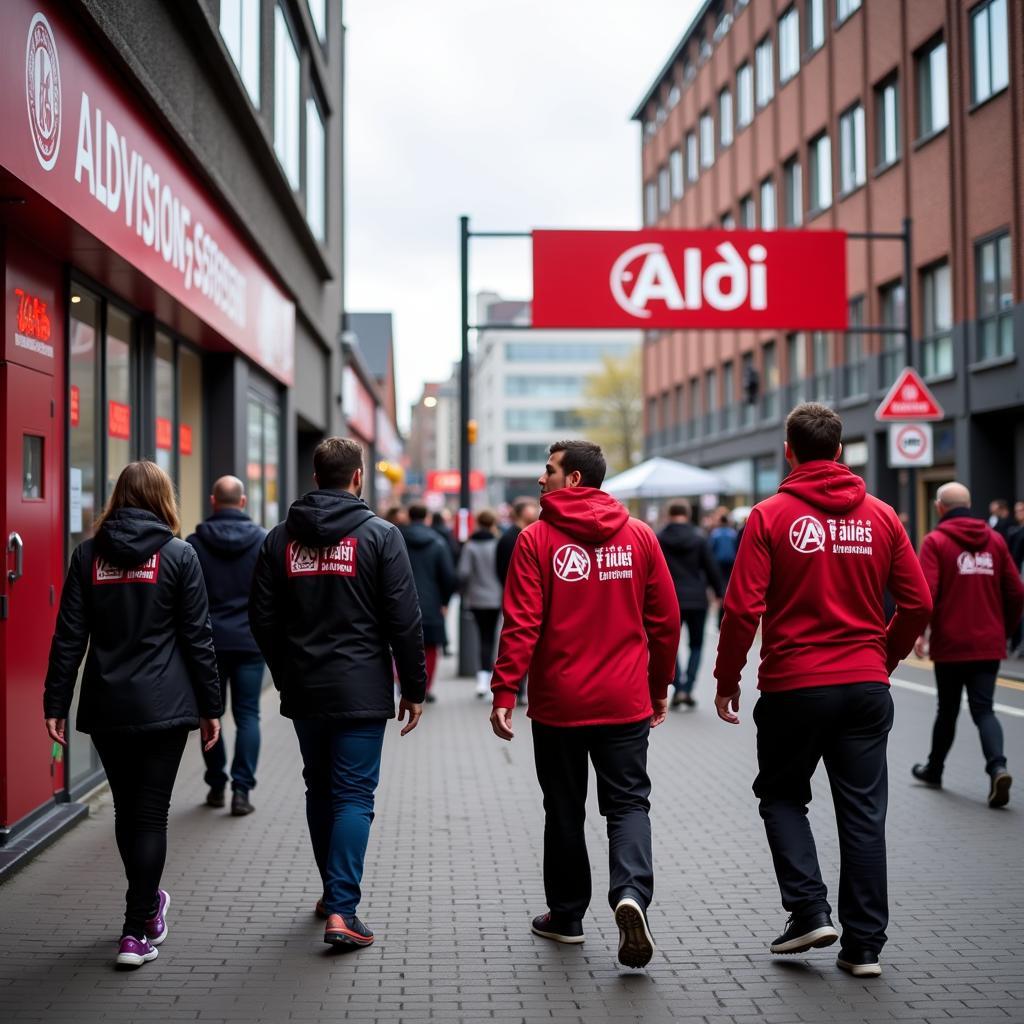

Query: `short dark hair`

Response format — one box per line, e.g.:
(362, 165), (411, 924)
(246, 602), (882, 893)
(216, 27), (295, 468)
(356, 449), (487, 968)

(785, 403), (843, 463)
(314, 437), (363, 489)
(512, 497), (538, 520)
(549, 440), (607, 488)
(667, 500), (691, 518)
(408, 503), (428, 522)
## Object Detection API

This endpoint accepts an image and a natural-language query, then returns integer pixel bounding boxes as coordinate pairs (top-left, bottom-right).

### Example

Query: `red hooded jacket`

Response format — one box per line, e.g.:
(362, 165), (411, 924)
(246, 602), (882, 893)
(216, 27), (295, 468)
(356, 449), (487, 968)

(491, 486), (680, 727)
(918, 510), (1024, 662)
(714, 460), (933, 696)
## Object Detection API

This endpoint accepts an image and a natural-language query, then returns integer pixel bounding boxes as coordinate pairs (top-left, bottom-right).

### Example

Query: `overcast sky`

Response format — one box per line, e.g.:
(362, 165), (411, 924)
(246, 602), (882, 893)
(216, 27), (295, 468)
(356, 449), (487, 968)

(344, 0), (700, 428)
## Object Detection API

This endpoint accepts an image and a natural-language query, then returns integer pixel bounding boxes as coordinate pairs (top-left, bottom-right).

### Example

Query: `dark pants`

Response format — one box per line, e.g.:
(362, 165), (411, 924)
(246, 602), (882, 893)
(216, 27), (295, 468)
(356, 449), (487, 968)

(203, 653), (264, 793)
(672, 607), (708, 695)
(753, 683), (894, 955)
(532, 718), (653, 921)
(292, 718), (387, 917)
(471, 608), (501, 671)
(927, 660), (1007, 777)
(716, 561), (733, 627)
(92, 727), (189, 939)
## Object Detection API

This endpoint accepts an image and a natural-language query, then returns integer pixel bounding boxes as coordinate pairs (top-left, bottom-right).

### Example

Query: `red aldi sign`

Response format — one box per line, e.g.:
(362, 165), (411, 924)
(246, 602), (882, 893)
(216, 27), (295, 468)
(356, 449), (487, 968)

(531, 229), (848, 330)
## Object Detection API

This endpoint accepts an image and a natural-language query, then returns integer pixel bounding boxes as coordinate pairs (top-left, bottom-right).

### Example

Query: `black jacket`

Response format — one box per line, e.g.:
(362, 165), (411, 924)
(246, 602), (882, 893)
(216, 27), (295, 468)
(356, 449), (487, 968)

(400, 522), (457, 647)
(186, 509), (267, 655)
(495, 525), (521, 586)
(657, 521), (725, 611)
(44, 509), (221, 734)
(249, 489), (427, 719)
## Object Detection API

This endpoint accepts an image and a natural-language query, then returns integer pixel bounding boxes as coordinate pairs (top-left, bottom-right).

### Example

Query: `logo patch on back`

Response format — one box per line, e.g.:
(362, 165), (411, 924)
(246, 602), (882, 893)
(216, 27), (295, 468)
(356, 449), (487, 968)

(93, 552), (160, 584)
(286, 538), (358, 578)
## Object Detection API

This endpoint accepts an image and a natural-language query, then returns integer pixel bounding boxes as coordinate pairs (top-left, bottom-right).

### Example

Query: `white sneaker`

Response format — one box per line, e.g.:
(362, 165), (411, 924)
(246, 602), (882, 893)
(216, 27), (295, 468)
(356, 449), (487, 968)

(475, 671), (491, 698)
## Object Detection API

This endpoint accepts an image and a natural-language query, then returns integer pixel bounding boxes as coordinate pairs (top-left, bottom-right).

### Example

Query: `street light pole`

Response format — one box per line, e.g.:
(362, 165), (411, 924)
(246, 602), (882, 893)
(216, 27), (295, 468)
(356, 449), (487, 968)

(459, 214), (471, 539)
(902, 216), (917, 546)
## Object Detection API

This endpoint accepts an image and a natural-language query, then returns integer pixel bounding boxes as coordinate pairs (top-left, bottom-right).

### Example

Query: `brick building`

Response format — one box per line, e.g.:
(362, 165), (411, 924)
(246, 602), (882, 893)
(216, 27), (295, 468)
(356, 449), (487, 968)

(633, 0), (1022, 526)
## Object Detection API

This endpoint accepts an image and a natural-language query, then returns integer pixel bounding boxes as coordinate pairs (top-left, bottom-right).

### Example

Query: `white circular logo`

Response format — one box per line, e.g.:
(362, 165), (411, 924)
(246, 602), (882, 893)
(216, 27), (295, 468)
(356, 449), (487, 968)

(553, 543), (591, 582)
(789, 515), (826, 553)
(26, 12), (61, 171)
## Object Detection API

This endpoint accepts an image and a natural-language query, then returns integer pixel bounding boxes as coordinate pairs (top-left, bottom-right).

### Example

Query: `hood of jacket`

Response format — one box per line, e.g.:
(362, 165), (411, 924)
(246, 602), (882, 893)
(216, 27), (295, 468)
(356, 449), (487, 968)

(403, 522), (442, 549)
(286, 489), (375, 546)
(94, 508), (174, 567)
(468, 528), (496, 542)
(936, 508), (992, 551)
(194, 508), (265, 558)
(658, 520), (705, 554)
(777, 460), (866, 514)
(540, 486), (630, 544)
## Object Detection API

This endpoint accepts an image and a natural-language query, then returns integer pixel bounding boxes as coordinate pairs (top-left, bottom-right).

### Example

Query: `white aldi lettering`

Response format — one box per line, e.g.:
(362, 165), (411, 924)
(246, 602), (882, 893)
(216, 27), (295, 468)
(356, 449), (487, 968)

(957, 551), (994, 576)
(287, 538), (358, 578)
(93, 552), (160, 585)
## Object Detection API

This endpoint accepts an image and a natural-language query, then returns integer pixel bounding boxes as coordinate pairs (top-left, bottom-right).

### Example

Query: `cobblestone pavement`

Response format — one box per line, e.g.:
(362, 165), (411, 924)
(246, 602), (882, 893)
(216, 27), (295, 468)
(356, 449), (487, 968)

(2, 638), (1023, 1024)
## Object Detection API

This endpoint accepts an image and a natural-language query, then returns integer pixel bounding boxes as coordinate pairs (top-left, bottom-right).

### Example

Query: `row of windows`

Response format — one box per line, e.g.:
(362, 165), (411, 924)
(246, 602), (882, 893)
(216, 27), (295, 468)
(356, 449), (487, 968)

(506, 443), (552, 464)
(504, 375), (584, 398)
(505, 408), (585, 431)
(504, 342), (635, 363)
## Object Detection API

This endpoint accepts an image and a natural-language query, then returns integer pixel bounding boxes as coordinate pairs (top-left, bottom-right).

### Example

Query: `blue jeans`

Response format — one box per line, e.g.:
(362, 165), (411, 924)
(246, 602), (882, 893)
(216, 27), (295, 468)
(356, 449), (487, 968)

(292, 718), (387, 917)
(202, 653), (265, 793)
(671, 608), (707, 695)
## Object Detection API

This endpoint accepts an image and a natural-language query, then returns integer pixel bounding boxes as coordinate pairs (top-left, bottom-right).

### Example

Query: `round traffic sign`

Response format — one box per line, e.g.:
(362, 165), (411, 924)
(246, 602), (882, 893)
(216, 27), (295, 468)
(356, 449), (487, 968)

(894, 424), (928, 461)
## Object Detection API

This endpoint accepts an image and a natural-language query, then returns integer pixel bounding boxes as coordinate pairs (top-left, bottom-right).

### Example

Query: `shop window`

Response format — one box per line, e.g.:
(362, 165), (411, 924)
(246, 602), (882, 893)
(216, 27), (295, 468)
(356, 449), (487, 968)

(105, 306), (136, 497)
(274, 5), (301, 189)
(154, 332), (175, 480)
(248, 393), (282, 528)
(220, 0), (261, 107)
(68, 288), (100, 550)
(179, 348), (205, 534)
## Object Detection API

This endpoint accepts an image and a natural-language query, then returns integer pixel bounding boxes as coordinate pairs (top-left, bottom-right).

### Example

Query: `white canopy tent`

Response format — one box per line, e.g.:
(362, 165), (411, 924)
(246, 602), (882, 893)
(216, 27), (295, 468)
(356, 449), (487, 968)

(602, 457), (735, 500)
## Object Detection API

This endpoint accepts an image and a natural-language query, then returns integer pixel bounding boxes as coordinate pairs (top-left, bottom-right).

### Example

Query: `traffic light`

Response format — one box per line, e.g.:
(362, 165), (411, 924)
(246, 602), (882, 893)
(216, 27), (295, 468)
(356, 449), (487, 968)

(467, 419), (478, 444)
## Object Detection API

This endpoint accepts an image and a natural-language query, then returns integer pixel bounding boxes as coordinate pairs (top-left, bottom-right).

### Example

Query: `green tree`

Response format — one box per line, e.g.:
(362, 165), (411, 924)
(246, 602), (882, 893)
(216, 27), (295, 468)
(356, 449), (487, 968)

(576, 350), (642, 474)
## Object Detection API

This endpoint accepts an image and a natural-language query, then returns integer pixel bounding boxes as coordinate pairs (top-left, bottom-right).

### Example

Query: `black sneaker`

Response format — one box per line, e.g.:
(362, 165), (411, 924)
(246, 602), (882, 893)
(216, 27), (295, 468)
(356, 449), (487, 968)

(769, 912), (839, 954)
(205, 787), (225, 808)
(324, 913), (374, 947)
(671, 691), (688, 708)
(530, 912), (584, 944)
(613, 896), (655, 968)
(836, 949), (881, 977)
(231, 791), (255, 816)
(911, 763), (942, 788)
(425, 692), (437, 704)
(988, 770), (1012, 808)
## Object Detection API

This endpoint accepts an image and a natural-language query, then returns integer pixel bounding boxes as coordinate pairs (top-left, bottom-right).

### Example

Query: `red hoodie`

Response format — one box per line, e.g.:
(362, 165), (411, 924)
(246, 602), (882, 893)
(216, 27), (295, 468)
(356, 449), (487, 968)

(714, 460), (933, 696)
(491, 486), (680, 727)
(918, 510), (1024, 662)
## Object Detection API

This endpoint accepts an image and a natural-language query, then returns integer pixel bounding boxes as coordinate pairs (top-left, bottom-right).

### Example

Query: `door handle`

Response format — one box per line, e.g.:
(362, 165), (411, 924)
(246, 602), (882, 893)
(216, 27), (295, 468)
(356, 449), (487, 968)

(7, 532), (23, 584)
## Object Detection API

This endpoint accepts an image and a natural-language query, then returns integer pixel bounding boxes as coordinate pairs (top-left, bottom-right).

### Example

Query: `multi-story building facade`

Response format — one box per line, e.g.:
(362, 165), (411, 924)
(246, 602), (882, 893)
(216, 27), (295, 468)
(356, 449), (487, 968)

(634, 0), (1022, 523)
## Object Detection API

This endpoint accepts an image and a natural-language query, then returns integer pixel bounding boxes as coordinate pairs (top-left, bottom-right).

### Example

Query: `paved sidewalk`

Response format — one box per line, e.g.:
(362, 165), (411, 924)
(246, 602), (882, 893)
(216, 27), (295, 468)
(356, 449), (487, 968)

(1, 649), (1023, 1024)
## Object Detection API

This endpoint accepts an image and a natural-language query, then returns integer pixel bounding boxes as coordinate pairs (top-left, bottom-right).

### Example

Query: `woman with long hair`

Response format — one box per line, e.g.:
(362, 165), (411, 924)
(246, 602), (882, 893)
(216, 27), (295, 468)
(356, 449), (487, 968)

(457, 508), (503, 697)
(44, 461), (221, 969)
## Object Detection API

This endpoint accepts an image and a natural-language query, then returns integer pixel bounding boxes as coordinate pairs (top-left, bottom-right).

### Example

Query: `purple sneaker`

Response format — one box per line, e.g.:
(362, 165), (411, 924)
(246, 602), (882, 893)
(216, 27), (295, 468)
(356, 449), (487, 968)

(144, 889), (171, 945)
(116, 935), (159, 967)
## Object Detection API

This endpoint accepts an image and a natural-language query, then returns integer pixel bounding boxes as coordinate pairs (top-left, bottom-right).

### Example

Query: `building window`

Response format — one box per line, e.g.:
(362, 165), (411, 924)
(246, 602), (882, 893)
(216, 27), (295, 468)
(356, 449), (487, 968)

(656, 104), (667, 126)
(756, 36), (775, 108)
(921, 261), (953, 377)
(874, 75), (900, 169)
(670, 149), (685, 200)
(843, 296), (867, 397)
(839, 103), (866, 194)
(760, 177), (777, 230)
(807, 0), (825, 52)
(505, 375), (583, 397)
(784, 157), (802, 226)
(719, 88), (734, 148)
(737, 63), (754, 127)
(686, 131), (699, 182)
(917, 38), (949, 138)
(976, 232), (1014, 361)
(741, 352), (755, 425)
(739, 194), (756, 229)
(506, 443), (551, 464)
(762, 340), (780, 419)
(809, 132), (832, 213)
(220, 0), (261, 107)
(643, 119), (656, 141)
(658, 165), (671, 214)
(786, 333), (807, 406)
(668, 82), (681, 109)
(273, 5), (301, 189)
(721, 211), (736, 229)
(505, 341), (635, 362)
(836, 0), (861, 24)
(644, 181), (657, 225)
(779, 7), (800, 84)
(505, 408), (584, 431)
(879, 281), (906, 387)
(306, 97), (326, 242)
(700, 111), (715, 168)
(721, 361), (736, 430)
(811, 331), (832, 402)
(970, 0), (1009, 106)
(703, 369), (717, 434)
(688, 377), (700, 438)
(308, 0), (327, 42)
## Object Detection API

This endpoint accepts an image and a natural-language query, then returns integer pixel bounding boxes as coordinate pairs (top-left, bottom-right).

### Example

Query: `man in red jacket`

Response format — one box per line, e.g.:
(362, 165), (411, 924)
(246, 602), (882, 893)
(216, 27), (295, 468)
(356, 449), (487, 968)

(713, 403), (932, 979)
(490, 440), (679, 969)
(911, 482), (1024, 807)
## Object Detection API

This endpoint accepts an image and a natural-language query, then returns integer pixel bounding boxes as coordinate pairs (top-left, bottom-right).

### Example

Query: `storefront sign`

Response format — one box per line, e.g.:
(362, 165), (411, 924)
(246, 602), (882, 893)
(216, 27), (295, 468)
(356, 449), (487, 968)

(108, 400), (130, 440)
(532, 229), (848, 330)
(69, 383), (79, 427)
(179, 423), (193, 456)
(1, 1), (296, 384)
(426, 470), (486, 494)
(155, 416), (172, 450)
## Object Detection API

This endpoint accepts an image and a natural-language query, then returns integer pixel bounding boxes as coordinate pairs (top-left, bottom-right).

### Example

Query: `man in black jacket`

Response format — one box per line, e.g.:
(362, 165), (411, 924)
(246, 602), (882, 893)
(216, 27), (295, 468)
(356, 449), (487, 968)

(187, 476), (267, 816)
(496, 498), (540, 586)
(249, 437), (426, 950)
(657, 500), (724, 708)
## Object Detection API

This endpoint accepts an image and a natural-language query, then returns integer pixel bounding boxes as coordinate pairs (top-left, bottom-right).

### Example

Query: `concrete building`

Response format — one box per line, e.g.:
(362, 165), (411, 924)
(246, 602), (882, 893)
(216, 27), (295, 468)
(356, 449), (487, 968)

(633, 0), (1022, 526)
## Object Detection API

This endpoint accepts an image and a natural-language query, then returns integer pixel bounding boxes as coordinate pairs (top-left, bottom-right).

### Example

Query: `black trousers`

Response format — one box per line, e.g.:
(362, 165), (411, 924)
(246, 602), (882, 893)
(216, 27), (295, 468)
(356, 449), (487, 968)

(471, 608), (501, 671)
(753, 683), (894, 954)
(92, 727), (189, 939)
(928, 660), (1006, 777)
(532, 718), (653, 921)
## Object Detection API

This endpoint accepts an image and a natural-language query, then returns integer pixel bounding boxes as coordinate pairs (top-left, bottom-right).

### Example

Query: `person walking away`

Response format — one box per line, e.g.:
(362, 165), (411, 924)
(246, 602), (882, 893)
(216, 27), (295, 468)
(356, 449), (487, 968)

(713, 404), (932, 979)
(988, 499), (1013, 540)
(44, 461), (221, 969)
(489, 441), (679, 968)
(496, 498), (540, 585)
(187, 475), (267, 815)
(249, 438), (426, 949)
(657, 500), (724, 708)
(708, 511), (739, 627)
(432, 509), (462, 563)
(401, 504), (457, 702)
(458, 509), (503, 697)
(911, 483), (1024, 806)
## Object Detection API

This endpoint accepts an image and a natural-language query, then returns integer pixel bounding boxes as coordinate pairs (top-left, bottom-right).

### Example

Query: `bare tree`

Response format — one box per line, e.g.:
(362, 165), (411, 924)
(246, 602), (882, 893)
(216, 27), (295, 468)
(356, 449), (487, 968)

(576, 350), (642, 474)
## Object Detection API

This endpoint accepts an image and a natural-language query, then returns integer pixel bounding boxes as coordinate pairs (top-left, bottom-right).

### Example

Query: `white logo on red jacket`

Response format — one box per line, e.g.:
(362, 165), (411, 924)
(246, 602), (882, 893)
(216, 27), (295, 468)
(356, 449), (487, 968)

(957, 550), (994, 576)
(286, 538), (358, 577)
(93, 552), (160, 584)
(789, 516), (826, 553)
(553, 543), (591, 582)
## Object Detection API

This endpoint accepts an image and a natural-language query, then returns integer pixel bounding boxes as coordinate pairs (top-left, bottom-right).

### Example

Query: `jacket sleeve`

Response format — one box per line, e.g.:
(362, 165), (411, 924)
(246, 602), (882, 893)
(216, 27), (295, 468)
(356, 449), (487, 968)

(249, 532), (283, 686)
(491, 530), (543, 708)
(643, 532), (682, 702)
(714, 506), (771, 696)
(380, 527), (427, 703)
(176, 545), (222, 719)
(43, 545), (89, 720)
(999, 540), (1024, 636)
(437, 539), (458, 605)
(700, 538), (725, 598)
(884, 516), (934, 672)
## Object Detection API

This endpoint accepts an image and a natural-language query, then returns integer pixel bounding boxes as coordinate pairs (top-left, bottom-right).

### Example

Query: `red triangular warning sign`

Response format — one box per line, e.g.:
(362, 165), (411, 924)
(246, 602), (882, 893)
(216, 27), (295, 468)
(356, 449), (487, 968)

(875, 367), (944, 421)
